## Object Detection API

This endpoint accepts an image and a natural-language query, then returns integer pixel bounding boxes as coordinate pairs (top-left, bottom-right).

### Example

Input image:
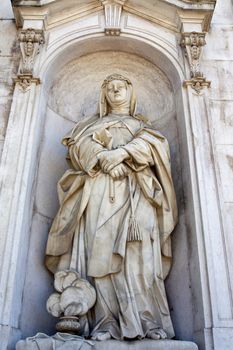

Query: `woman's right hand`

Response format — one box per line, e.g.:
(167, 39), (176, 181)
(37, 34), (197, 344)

(97, 148), (129, 173)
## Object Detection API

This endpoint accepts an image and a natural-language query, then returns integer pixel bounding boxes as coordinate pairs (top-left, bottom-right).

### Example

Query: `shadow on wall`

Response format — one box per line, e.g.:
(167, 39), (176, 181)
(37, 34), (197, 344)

(19, 51), (193, 342)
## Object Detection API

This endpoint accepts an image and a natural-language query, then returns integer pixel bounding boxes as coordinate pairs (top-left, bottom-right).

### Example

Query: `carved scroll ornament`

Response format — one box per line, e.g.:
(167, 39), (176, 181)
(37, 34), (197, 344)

(181, 32), (210, 93)
(16, 28), (45, 91)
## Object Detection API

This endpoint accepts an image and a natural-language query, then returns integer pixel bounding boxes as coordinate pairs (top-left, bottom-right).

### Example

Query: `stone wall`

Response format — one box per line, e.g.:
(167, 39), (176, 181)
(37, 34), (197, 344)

(203, 0), (233, 326)
(204, 0), (233, 270)
(202, 2), (233, 345)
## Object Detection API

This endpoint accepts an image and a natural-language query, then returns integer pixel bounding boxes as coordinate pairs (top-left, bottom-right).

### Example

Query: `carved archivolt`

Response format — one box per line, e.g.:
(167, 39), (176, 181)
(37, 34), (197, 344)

(16, 28), (45, 91)
(180, 32), (210, 93)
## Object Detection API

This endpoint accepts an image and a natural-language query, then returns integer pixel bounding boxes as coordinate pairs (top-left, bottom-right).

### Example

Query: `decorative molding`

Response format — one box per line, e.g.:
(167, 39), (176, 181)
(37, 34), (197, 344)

(181, 32), (206, 78)
(18, 28), (45, 75)
(183, 77), (211, 94)
(14, 75), (41, 92)
(100, 0), (126, 36)
(181, 0), (215, 3)
(181, 32), (210, 93)
(13, 0), (56, 5)
(16, 28), (45, 90)
(12, 0), (215, 33)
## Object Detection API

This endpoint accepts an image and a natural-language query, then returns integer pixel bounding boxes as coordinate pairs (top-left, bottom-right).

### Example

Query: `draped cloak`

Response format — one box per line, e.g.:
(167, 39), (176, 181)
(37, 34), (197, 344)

(45, 113), (178, 339)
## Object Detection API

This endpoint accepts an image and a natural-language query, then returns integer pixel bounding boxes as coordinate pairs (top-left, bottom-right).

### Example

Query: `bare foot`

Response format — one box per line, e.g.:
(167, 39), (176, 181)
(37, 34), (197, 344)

(92, 332), (112, 341)
(147, 329), (167, 340)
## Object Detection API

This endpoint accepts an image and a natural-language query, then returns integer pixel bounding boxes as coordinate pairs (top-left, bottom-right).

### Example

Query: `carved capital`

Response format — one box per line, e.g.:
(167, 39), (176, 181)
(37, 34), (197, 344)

(100, 0), (126, 36)
(14, 74), (41, 92)
(181, 32), (206, 47)
(18, 28), (45, 75)
(183, 77), (211, 94)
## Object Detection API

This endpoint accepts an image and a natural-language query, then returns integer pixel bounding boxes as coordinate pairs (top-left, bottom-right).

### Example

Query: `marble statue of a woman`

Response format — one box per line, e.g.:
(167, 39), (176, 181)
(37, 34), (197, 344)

(45, 74), (178, 341)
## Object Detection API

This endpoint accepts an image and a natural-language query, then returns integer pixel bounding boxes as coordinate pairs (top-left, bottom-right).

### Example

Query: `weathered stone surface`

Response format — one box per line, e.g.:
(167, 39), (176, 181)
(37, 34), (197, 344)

(45, 74), (178, 341)
(48, 51), (175, 125)
(0, 19), (20, 159)
(1, 1), (233, 350)
(16, 334), (198, 350)
(22, 52), (192, 343)
(34, 107), (74, 219)
(93, 339), (198, 350)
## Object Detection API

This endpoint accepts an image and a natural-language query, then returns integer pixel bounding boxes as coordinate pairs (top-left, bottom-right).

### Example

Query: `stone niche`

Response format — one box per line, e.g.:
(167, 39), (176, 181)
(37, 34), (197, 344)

(19, 50), (195, 343)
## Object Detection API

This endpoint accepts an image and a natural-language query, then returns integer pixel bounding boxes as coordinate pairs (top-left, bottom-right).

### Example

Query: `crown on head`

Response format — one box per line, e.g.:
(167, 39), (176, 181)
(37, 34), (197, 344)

(102, 74), (132, 88)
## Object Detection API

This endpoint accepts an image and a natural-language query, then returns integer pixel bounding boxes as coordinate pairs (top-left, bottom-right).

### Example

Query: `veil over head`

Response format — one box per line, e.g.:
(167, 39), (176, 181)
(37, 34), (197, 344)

(99, 73), (137, 118)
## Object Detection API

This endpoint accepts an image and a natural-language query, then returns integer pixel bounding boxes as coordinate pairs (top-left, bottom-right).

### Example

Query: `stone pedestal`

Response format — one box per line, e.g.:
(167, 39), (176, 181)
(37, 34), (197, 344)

(16, 333), (198, 350)
(92, 339), (198, 350)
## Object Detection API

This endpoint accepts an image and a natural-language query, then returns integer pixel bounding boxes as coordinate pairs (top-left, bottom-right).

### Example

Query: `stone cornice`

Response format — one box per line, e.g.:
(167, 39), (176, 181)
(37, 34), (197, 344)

(13, 0), (56, 5)
(124, 0), (216, 33)
(165, 0), (216, 6)
(13, 0), (216, 6)
(12, 0), (216, 32)
(13, 1), (102, 29)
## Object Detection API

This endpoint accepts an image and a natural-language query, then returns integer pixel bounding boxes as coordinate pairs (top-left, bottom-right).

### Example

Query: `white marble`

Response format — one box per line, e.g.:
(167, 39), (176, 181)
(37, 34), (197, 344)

(0, 82), (45, 348)
(15, 50), (194, 349)
(48, 51), (175, 124)
(1, 1), (233, 349)
(1, 0), (14, 19)
(200, 5), (233, 347)
(16, 337), (198, 350)
(35, 107), (74, 219)
(20, 212), (56, 338)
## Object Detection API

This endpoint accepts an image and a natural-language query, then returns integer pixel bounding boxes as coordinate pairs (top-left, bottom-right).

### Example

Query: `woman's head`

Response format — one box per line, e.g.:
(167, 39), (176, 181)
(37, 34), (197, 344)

(99, 74), (137, 117)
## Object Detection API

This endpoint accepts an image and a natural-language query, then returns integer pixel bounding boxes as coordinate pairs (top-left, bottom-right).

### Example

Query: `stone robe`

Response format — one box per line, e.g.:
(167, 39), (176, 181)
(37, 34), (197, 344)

(45, 113), (178, 339)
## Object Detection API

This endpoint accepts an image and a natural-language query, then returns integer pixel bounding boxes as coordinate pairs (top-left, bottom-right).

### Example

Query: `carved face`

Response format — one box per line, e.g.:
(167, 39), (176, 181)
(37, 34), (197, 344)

(106, 79), (128, 105)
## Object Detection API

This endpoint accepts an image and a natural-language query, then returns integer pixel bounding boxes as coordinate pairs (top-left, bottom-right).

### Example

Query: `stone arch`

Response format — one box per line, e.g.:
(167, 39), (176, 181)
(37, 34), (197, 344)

(17, 28), (205, 347)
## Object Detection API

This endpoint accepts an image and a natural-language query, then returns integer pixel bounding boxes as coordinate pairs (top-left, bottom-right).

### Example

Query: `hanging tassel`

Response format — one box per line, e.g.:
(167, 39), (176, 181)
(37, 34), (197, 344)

(127, 215), (142, 242)
(127, 175), (142, 242)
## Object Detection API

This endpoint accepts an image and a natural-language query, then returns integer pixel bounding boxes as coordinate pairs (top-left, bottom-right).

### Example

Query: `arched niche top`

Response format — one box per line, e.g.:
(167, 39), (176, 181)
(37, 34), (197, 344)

(40, 34), (185, 95)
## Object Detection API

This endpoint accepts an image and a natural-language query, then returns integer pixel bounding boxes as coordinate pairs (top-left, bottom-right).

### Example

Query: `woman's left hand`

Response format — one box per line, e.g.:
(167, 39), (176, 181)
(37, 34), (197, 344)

(109, 163), (129, 180)
(98, 148), (129, 173)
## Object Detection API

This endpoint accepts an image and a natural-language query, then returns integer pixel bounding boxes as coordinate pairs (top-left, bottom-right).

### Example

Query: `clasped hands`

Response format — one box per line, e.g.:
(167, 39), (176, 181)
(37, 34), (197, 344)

(97, 148), (129, 180)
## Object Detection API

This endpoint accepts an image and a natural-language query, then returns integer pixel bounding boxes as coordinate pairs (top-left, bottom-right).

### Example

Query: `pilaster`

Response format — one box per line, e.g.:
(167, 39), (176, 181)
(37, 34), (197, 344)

(178, 5), (233, 350)
(0, 12), (46, 349)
